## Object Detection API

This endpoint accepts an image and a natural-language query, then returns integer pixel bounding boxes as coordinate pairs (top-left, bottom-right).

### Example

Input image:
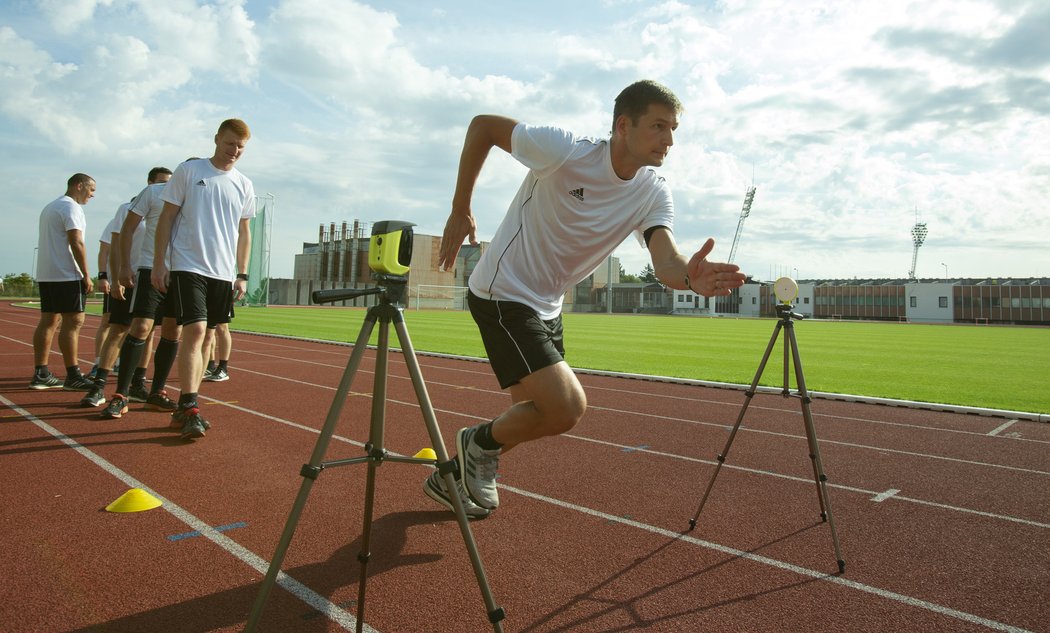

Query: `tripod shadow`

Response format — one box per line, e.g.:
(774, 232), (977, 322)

(520, 523), (830, 632)
(69, 509), (449, 632)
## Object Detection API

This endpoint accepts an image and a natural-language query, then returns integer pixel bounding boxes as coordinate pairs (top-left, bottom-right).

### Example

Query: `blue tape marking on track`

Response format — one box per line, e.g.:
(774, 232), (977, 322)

(621, 444), (650, 453)
(167, 520), (248, 542)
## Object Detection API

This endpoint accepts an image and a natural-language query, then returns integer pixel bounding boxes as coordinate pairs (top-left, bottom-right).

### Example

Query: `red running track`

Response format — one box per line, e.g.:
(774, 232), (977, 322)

(1, 301), (1047, 632)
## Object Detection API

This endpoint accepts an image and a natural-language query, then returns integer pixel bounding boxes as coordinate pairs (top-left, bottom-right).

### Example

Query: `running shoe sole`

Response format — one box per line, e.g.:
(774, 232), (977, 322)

(423, 471), (490, 520)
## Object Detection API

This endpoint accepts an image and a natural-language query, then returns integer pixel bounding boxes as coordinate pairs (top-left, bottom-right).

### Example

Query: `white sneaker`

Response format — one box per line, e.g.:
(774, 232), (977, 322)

(456, 426), (501, 509)
(423, 471), (491, 520)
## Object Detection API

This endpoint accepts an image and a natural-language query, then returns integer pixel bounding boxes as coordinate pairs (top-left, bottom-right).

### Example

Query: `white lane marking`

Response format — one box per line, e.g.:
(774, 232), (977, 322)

(501, 484), (1035, 633)
(0, 394), (376, 633)
(872, 489), (901, 502)
(988, 419), (1018, 436)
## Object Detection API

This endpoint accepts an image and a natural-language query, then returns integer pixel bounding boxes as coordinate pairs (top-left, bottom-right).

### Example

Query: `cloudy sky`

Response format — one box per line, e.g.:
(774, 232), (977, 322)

(2, 0), (1048, 283)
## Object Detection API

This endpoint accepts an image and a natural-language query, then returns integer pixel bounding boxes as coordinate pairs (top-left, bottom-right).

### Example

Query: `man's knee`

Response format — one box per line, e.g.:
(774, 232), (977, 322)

(61, 312), (85, 330)
(530, 377), (587, 435)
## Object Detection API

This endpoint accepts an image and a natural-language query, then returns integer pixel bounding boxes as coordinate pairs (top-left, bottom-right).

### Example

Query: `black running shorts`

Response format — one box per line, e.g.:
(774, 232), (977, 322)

(467, 290), (565, 389)
(38, 280), (86, 314)
(107, 293), (133, 327)
(129, 269), (175, 321)
(170, 271), (234, 328)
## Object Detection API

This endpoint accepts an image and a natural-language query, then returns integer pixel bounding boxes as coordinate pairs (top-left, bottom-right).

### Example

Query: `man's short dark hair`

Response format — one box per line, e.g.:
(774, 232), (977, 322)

(67, 173), (94, 189)
(147, 166), (173, 183)
(612, 80), (683, 133)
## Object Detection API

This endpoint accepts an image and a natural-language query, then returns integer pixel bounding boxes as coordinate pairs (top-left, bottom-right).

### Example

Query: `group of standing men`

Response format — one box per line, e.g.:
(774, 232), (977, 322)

(29, 119), (256, 440)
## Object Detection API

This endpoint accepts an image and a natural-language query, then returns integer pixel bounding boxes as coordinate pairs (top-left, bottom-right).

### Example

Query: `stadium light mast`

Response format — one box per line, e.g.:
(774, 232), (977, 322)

(727, 185), (756, 264)
(908, 210), (928, 281)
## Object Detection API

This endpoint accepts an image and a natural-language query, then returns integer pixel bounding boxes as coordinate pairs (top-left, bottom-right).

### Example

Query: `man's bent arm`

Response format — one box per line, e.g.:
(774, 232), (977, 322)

(439, 115), (518, 271)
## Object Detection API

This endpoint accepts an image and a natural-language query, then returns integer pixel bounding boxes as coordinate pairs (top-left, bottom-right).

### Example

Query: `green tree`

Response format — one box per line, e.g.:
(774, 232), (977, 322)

(639, 264), (658, 283)
(618, 264), (640, 283)
(2, 273), (34, 297)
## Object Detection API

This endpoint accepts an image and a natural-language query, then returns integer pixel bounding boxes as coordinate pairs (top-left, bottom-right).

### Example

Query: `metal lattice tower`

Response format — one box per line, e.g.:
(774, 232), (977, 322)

(908, 220), (928, 281)
(727, 185), (757, 264)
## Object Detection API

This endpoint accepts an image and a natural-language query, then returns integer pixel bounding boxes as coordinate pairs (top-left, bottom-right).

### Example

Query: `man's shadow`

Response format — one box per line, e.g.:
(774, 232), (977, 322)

(520, 523), (835, 632)
(69, 509), (451, 633)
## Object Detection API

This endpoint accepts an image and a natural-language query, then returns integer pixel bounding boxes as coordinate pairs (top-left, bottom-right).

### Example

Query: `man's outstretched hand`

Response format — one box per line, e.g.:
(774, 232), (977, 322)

(687, 238), (747, 297)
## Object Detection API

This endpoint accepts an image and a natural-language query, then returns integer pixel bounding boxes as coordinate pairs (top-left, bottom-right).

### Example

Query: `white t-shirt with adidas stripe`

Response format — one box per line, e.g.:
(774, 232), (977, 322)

(160, 158), (255, 281)
(468, 123), (674, 320)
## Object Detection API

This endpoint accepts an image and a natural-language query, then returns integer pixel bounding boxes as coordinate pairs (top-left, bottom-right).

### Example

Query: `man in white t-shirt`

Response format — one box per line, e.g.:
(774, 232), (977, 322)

(152, 119), (255, 440)
(96, 166), (181, 417)
(88, 167), (172, 411)
(29, 173), (97, 391)
(424, 80), (747, 519)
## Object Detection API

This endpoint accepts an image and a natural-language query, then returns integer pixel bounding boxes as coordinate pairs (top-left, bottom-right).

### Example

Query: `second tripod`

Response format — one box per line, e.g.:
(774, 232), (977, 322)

(245, 276), (505, 631)
(689, 302), (846, 573)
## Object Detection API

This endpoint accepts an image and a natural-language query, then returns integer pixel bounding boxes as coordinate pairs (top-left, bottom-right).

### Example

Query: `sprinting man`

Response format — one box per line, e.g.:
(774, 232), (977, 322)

(152, 119), (255, 440)
(424, 80), (747, 518)
(29, 173), (97, 391)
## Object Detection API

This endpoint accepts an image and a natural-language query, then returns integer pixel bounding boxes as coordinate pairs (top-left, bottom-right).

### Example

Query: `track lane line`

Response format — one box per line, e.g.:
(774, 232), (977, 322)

(0, 393), (376, 633)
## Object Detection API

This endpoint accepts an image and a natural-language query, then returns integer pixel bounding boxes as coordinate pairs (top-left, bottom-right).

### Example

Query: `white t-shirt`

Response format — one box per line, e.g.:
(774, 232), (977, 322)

(98, 205), (121, 272)
(109, 199), (145, 272)
(468, 123), (675, 319)
(129, 182), (169, 270)
(160, 158), (256, 281)
(36, 195), (87, 282)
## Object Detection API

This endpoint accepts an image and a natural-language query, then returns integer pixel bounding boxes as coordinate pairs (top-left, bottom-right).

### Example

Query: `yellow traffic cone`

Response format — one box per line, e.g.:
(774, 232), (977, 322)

(105, 488), (163, 513)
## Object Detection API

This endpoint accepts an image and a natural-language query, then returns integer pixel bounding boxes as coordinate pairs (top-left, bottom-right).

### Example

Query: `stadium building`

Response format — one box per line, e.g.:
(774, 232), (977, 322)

(268, 221), (1049, 325)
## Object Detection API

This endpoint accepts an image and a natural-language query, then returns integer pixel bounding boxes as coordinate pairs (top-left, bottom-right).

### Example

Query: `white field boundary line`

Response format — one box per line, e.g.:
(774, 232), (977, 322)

(0, 391), (1038, 632)
(0, 393), (374, 633)
(226, 344), (1050, 450)
(1, 315), (1046, 423)
(500, 483), (1036, 633)
(238, 329), (1050, 423)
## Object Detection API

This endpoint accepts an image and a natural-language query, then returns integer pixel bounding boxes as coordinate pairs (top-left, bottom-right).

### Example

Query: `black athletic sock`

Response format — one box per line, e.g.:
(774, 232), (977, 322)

(116, 335), (147, 395)
(178, 392), (198, 409)
(132, 367), (147, 386)
(150, 338), (178, 394)
(95, 368), (110, 385)
(66, 365), (82, 378)
(35, 365), (49, 378)
(206, 360), (216, 373)
(217, 359), (229, 371)
(474, 421), (503, 450)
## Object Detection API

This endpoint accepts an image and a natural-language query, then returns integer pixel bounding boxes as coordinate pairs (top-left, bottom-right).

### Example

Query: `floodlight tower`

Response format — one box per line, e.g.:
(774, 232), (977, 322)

(714, 184), (756, 315)
(908, 217), (928, 281)
(727, 185), (757, 264)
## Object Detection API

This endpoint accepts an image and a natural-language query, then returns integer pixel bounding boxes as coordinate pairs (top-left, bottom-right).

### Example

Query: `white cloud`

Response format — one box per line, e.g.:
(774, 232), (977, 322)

(0, 0), (1047, 283)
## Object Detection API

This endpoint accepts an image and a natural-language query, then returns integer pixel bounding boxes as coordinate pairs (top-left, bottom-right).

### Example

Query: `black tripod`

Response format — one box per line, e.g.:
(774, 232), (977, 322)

(245, 275), (506, 632)
(688, 302), (845, 573)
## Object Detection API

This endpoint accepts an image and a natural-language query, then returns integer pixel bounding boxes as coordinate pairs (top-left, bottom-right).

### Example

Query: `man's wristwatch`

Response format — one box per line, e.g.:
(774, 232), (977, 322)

(684, 275), (691, 290)
(236, 273), (249, 281)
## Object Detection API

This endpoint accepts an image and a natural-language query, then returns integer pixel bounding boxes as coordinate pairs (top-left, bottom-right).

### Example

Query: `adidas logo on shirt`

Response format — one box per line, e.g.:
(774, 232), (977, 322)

(196, 179), (207, 186)
(569, 188), (584, 201)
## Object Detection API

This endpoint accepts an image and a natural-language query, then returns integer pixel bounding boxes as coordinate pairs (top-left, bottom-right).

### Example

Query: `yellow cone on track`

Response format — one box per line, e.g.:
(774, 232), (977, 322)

(105, 488), (163, 513)
(413, 448), (437, 461)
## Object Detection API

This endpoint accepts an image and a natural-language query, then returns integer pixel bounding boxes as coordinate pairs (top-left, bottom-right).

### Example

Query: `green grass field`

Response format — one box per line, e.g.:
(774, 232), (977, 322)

(221, 306), (1048, 415)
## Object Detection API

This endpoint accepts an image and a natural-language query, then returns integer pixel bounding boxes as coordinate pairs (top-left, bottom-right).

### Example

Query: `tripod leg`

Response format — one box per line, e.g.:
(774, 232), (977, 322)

(393, 317), (506, 632)
(689, 321), (784, 530)
(246, 313), (379, 631)
(354, 319), (391, 632)
(785, 324), (846, 573)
